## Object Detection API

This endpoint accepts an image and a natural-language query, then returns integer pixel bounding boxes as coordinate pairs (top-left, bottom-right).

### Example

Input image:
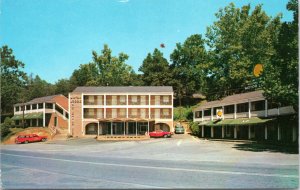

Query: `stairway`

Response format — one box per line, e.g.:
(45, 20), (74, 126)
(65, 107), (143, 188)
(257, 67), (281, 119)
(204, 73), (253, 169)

(52, 127), (69, 140)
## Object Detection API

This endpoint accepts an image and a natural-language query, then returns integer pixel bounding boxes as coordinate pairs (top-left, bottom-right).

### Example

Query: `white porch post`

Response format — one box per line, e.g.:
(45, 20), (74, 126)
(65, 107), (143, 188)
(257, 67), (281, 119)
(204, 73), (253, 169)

(277, 124), (281, 141)
(234, 126), (237, 139)
(265, 100), (268, 117)
(202, 125), (204, 137)
(37, 119), (39, 127)
(264, 125), (268, 140)
(211, 108), (213, 121)
(222, 126), (225, 138)
(201, 109), (204, 122)
(136, 121), (138, 136)
(292, 126), (296, 142)
(248, 101), (251, 118)
(248, 125), (251, 139)
(43, 102), (45, 127)
(211, 127), (214, 138)
(234, 104), (237, 119)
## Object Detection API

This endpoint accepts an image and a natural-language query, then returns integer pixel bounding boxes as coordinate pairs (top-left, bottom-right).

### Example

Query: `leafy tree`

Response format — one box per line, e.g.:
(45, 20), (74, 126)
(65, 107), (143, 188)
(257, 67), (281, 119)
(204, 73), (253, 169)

(139, 48), (172, 86)
(54, 79), (75, 97)
(70, 63), (99, 86)
(1, 117), (14, 138)
(262, 0), (298, 110)
(24, 75), (55, 101)
(92, 44), (136, 86)
(170, 34), (208, 105)
(205, 3), (281, 100)
(0, 45), (27, 114)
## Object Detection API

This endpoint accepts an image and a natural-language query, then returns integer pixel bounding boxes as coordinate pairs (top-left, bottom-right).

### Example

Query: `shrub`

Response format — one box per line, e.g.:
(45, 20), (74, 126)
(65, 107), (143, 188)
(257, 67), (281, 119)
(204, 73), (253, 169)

(1, 117), (15, 138)
(174, 107), (194, 121)
(189, 121), (200, 136)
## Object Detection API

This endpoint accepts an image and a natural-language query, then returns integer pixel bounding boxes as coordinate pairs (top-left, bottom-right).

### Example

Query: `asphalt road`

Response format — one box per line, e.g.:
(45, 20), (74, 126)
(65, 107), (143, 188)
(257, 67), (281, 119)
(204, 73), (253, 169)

(1, 134), (298, 189)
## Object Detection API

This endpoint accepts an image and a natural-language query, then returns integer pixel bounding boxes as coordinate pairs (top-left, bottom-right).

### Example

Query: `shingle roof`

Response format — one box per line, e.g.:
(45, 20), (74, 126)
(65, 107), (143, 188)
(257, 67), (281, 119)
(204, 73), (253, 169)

(194, 90), (265, 111)
(14, 94), (66, 106)
(72, 86), (173, 93)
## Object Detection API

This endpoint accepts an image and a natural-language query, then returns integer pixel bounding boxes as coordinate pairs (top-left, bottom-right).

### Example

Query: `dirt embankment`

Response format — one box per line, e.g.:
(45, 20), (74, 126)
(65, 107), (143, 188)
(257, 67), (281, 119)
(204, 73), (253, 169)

(2, 127), (53, 145)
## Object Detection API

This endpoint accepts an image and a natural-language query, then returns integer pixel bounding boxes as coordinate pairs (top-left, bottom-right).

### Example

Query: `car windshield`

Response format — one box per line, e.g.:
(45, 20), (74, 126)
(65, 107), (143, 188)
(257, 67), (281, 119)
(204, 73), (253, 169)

(175, 126), (183, 128)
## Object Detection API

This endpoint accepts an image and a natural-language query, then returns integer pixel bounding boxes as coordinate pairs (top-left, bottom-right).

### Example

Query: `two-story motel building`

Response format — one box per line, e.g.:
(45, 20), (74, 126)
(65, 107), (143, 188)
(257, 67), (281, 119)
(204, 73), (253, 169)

(193, 90), (298, 142)
(12, 95), (69, 129)
(69, 86), (173, 138)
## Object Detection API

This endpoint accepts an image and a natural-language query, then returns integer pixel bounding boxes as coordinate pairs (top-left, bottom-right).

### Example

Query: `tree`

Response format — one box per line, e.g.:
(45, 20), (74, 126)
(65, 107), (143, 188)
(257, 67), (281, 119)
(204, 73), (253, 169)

(139, 48), (172, 86)
(24, 75), (55, 101)
(92, 44), (137, 86)
(170, 34), (208, 105)
(0, 45), (27, 114)
(262, 0), (298, 110)
(70, 63), (99, 86)
(205, 3), (281, 100)
(54, 79), (75, 97)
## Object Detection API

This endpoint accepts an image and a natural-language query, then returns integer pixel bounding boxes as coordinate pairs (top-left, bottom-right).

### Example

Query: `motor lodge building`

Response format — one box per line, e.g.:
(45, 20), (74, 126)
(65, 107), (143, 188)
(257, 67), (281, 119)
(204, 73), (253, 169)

(12, 95), (69, 130)
(193, 90), (298, 143)
(69, 86), (173, 139)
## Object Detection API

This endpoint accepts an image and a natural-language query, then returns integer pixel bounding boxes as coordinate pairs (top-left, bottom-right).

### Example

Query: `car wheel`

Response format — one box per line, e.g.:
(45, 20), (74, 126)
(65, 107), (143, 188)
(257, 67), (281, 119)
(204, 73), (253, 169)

(42, 138), (47, 142)
(164, 134), (168, 138)
(24, 141), (28, 144)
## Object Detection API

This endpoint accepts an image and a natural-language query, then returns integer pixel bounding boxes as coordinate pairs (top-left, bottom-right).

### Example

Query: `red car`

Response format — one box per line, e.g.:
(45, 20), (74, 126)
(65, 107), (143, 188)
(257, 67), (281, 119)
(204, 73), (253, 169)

(15, 134), (48, 144)
(149, 130), (173, 138)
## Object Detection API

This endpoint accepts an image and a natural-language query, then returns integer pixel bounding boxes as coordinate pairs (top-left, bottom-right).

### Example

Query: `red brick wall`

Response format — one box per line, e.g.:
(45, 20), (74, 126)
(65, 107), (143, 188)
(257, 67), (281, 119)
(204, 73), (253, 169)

(70, 93), (83, 137)
(52, 95), (69, 111)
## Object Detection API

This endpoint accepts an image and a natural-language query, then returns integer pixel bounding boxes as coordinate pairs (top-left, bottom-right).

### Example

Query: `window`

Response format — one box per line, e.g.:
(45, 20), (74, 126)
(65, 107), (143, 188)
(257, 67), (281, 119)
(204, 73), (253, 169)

(163, 109), (169, 116)
(131, 109), (137, 116)
(112, 96), (117, 105)
(38, 103), (43, 109)
(140, 109), (146, 118)
(26, 105), (31, 110)
(251, 100), (265, 111)
(131, 96), (138, 103)
(96, 96), (103, 105)
(112, 109), (117, 118)
(119, 109), (126, 117)
(97, 109), (103, 118)
(55, 105), (64, 115)
(224, 105), (234, 114)
(163, 96), (169, 104)
(32, 104), (37, 110)
(203, 109), (211, 116)
(155, 96), (160, 105)
(237, 103), (249, 113)
(46, 103), (53, 109)
(119, 96), (126, 104)
(195, 111), (202, 118)
(15, 106), (20, 112)
(140, 96), (146, 105)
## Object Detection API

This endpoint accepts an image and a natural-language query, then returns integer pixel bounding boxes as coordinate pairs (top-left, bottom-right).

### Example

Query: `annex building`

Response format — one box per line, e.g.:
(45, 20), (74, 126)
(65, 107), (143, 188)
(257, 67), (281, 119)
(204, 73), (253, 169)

(193, 90), (298, 143)
(69, 86), (173, 139)
(12, 95), (69, 130)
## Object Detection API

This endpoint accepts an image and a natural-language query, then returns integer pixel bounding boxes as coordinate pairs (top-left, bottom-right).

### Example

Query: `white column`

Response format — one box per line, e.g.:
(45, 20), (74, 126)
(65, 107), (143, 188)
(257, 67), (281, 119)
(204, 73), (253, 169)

(126, 94), (128, 118)
(292, 126), (296, 142)
(234, 104), (237, 119)
(147, 120), (149, 135)
(52, 103), (55, 113)
(264, 126), (268, 140)
(265, 100), (268, 117)
(111, 122), (113, 135)
(43, 102), (45, 127)
(136, 121), (138, 136)
(234, 126), (237, 139)
(148, 94), (151, 119)
(211, 127), (214, 138)
(30, 104), (32, 113)
(201, 109), (204, 122)
(248, 125), (251, 139)
(277, 125), (281, 141)
(104, 95), (106, 118)
(222, 126), (225, 138)
(248, 101), (251, 118)
(211, 108), (213, 121)
(202, 125), (204, 137)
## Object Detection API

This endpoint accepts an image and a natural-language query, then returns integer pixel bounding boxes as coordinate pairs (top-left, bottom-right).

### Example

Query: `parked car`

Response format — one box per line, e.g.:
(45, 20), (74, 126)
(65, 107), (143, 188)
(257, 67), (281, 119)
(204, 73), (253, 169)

(175, 124), (185, 134)
(149, 130), (173, 138)
(15, 134), (48, 144)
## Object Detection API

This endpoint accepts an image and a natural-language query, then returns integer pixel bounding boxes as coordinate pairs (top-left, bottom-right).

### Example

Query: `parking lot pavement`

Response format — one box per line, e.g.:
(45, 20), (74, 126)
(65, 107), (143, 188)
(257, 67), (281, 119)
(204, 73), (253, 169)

(1, 134), (298, 189)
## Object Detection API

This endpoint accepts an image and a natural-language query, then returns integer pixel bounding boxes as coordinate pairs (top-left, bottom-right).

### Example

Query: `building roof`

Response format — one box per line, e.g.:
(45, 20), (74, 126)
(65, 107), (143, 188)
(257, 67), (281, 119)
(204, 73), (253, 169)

(14, 94), (66, 106)
(72, 86), (173, 93)
(194, 90), (265, 111)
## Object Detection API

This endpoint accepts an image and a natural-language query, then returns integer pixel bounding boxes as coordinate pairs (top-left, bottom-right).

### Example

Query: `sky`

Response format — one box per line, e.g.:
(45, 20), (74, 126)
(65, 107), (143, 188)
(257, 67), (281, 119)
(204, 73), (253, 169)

(1, 0), (293, 84)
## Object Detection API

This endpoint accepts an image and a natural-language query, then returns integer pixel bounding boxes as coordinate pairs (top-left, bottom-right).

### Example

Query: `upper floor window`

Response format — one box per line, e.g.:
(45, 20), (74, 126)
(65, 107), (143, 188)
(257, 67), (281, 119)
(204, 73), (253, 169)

(251, 100), (265, 111)
(163, 108), (169, 116)
(162, 96), (169, 104)
(195, 111), (202, 118)
(26, 105), (31, 110)
(112, 96), (117, 105)
(46, 103), (53, 109)
(224, 105), (234, 114)
(119, 96), (126, 104)
(32, 104), (37, 110)
(237, 103), (248, 113)
(38, 103), (43, 109)
(131, 96), (138, 103)
(140, 96), (146, 105)
(203, 109), (211, 116)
